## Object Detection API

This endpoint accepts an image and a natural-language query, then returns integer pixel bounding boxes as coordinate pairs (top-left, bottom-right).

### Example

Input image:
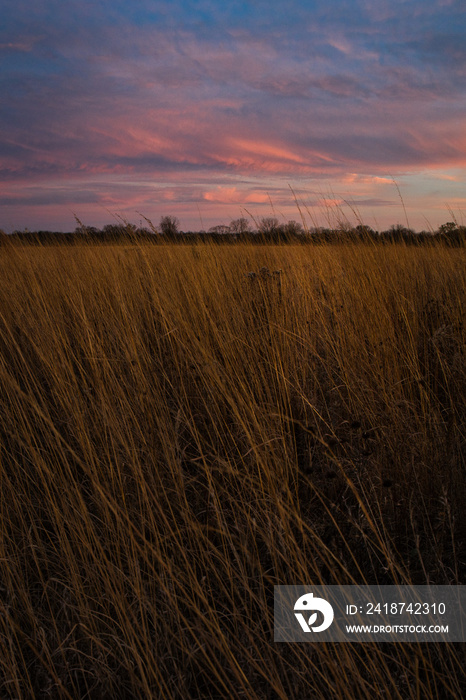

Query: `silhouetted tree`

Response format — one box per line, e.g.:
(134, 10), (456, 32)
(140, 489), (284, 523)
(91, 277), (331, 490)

(229, 217), (251, 235)
(283, 220), (304, 238)
(160, 216), (180, 238)
(208, 225), (231, 235)
(258, 217), (280, 236)
(381, 224), (416, 243)
(354, 224), (376, 240)
(438, 222), (457, 236)
(437, 222), (465, 247)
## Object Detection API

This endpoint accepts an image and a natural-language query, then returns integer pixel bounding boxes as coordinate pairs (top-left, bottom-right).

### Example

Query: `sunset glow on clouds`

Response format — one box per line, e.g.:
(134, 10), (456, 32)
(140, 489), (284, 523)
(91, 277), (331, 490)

(1, 0), (466, 231)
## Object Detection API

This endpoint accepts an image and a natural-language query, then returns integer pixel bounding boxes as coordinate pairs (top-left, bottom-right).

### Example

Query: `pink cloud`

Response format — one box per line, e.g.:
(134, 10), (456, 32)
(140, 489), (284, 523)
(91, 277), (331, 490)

(342, 174), (394, 185)
(203, 187), (269, 204)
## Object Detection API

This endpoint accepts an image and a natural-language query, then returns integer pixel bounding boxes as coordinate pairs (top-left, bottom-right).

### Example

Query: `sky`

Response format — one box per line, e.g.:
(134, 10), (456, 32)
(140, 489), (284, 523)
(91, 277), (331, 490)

(1, 0), (466, 232)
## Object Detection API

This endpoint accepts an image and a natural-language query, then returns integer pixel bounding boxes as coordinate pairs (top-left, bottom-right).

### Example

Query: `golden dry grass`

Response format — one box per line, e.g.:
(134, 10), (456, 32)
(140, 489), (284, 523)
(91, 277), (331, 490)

(0, 240), (464, 698)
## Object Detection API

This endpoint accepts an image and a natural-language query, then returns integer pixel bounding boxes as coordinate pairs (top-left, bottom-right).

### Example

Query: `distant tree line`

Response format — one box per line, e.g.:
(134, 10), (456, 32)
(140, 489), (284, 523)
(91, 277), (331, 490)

(1, 217), (465, 247)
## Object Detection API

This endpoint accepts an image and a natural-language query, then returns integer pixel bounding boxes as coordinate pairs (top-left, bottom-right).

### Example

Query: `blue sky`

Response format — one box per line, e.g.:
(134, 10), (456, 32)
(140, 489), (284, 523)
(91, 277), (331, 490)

(1, 0), (466, 231)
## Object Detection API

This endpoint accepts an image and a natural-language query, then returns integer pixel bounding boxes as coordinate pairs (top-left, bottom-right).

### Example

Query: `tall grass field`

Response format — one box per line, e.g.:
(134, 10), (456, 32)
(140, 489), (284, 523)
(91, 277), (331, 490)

(0, 240), (464, 698)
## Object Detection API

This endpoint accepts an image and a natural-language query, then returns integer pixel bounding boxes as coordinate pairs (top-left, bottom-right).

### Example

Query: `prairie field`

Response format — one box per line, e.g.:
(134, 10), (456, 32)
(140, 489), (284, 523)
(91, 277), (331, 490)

(0, 240), (464, 699)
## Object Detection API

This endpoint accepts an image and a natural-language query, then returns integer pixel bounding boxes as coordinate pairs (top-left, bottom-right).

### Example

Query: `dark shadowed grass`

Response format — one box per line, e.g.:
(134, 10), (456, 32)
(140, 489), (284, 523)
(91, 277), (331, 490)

(0, 240), (464, 698)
